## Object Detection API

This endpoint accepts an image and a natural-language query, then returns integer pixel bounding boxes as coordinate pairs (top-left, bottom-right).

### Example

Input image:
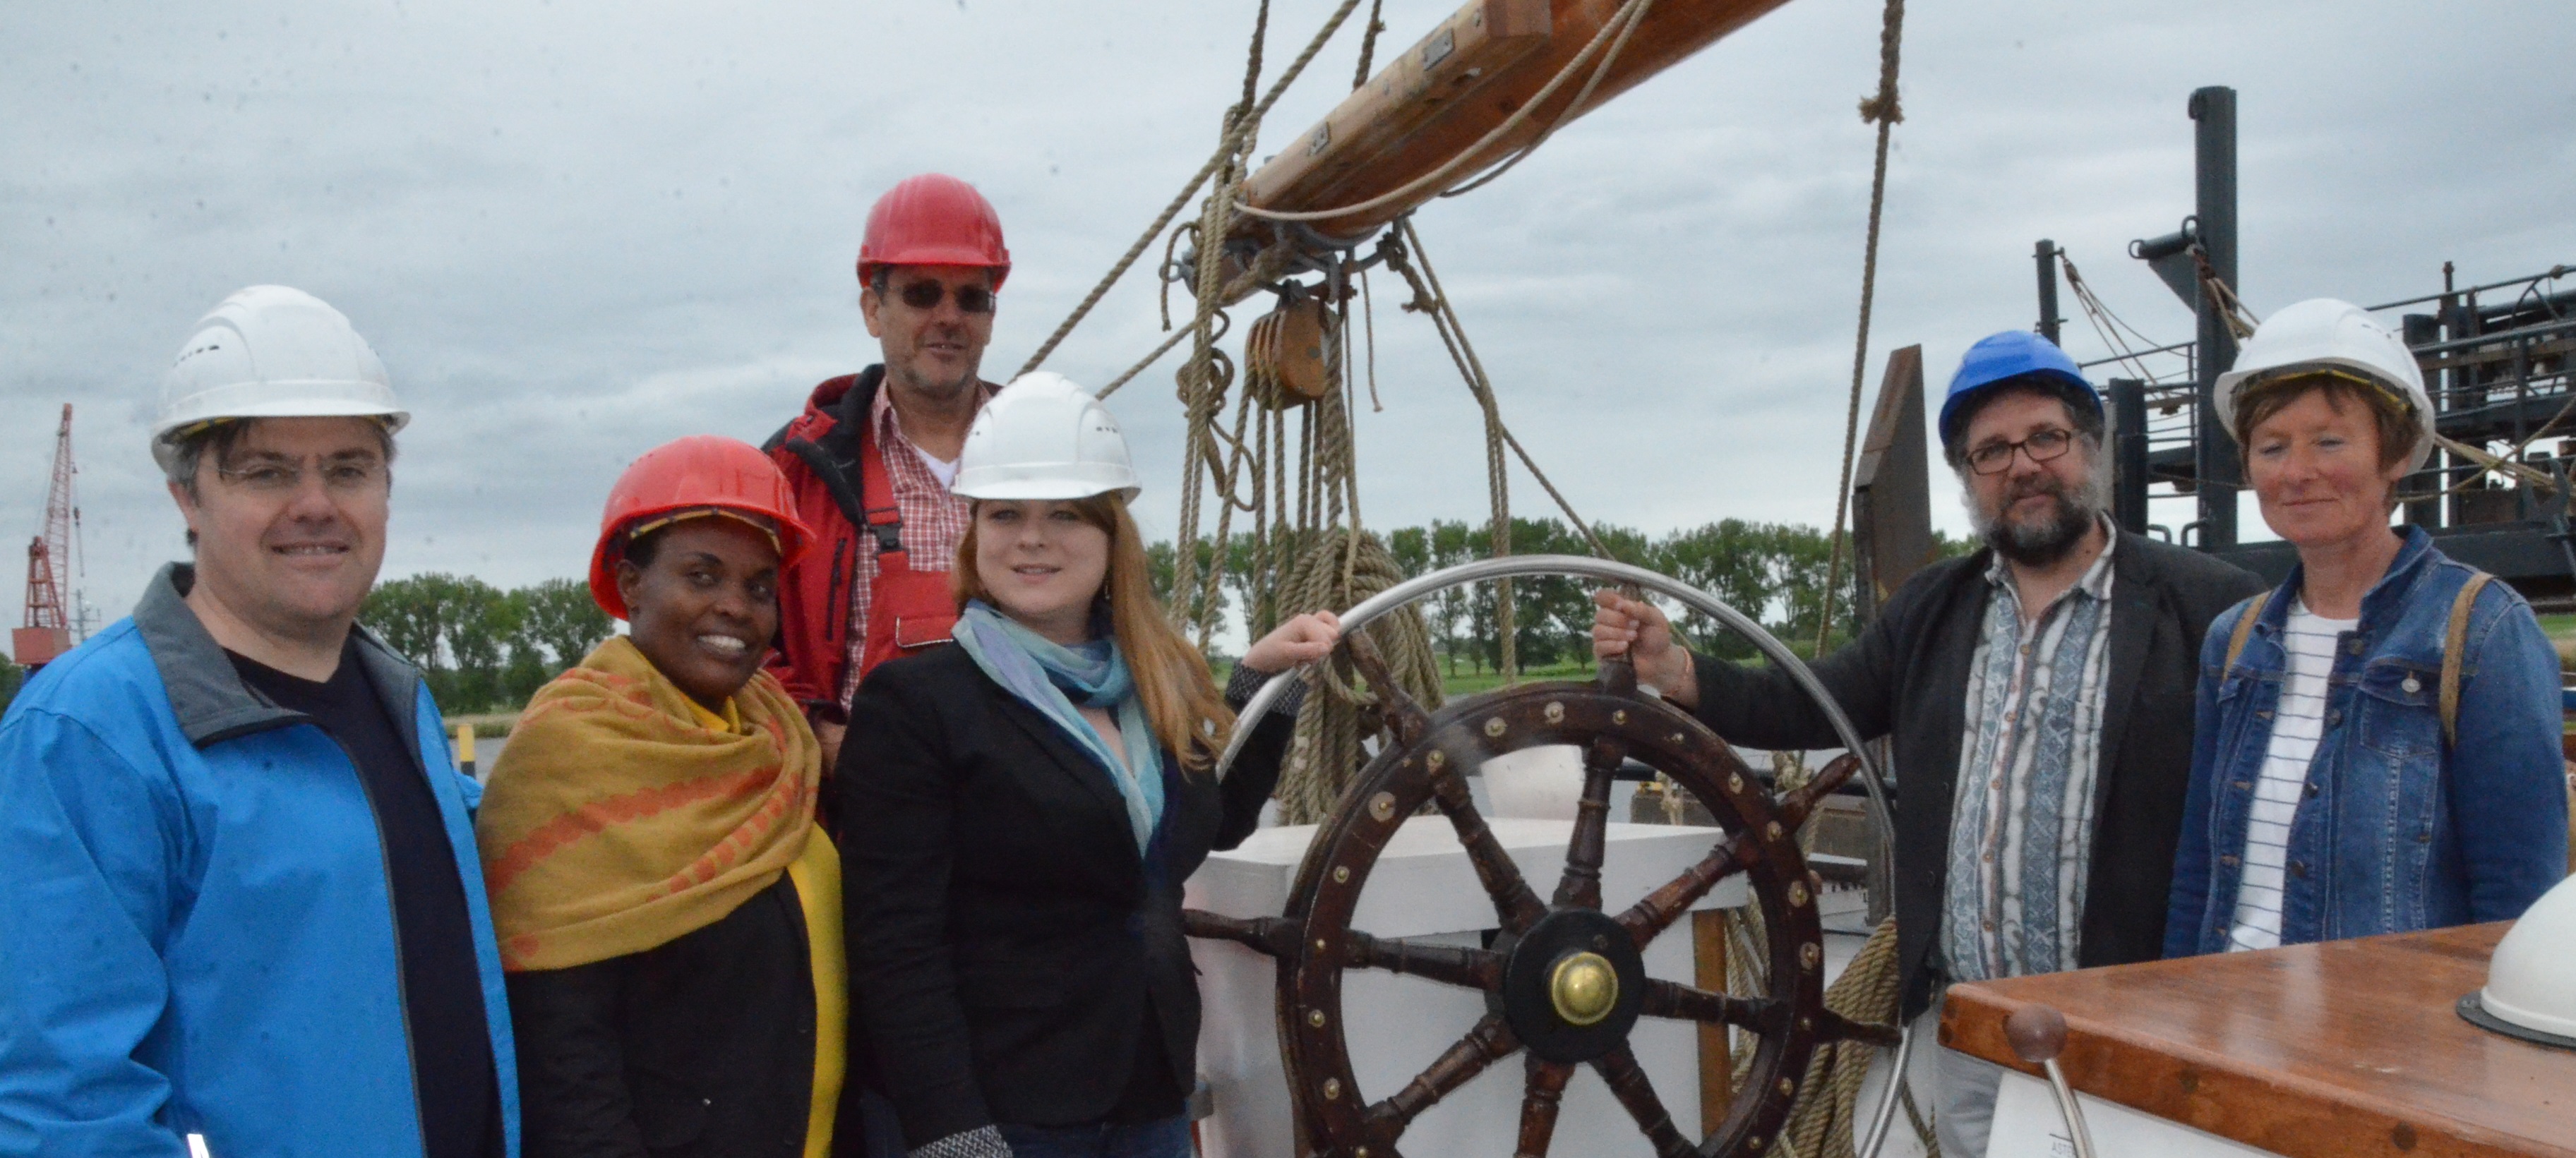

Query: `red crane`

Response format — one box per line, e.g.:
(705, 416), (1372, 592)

(16, 404), (79, 669)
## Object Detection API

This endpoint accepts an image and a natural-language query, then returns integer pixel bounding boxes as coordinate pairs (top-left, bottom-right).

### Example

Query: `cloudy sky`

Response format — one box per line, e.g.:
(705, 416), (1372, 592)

(6, 0), (2572, 639)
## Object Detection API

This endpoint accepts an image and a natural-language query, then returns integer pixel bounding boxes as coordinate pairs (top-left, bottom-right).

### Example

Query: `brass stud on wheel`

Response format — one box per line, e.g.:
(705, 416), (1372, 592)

(1483, 716), (1506, 737)
(1800, 942), (1822, 970)
(1370, 792), (1397, 822)
(1323, 1078), (1342, 1101)
(1427, 750), (1446, 771)
(1332, 865), (1350, 883)
(1766, 821), (1784, 841)
(1544, 701), (1565, 723)
(1729, 773), (1745, 794)
(1789, 881), (1810, 907)
(1612, 709), (1628, 724)
(1778, 1077), (1797, 1097)
(1308, 1008), (1327, 1028)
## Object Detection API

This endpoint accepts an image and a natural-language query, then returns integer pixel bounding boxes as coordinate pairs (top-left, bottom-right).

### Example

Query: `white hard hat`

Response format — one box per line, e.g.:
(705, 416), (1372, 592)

(154, 285), (407, 471)
(954, 371), (1141, 502)
(2460, 874), (2576, 1049)
(2214, 297), (2436, 472)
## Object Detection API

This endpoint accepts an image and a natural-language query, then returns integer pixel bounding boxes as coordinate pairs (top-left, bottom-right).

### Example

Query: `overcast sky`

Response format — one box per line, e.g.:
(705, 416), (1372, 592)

(6, 0), (2572, 641)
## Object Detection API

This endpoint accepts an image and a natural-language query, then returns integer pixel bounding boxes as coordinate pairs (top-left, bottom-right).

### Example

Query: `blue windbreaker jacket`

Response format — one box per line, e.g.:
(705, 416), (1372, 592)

(0, 565), (520, 1157)
(2164, 528), (2569, 956)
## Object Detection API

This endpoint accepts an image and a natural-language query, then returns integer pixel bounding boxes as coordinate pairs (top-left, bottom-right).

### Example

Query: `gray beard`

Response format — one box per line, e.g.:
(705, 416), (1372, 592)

(1967, 469), (2111, 567)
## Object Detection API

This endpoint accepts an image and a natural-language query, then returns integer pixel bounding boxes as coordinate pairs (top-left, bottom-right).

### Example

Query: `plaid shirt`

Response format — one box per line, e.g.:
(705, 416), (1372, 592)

(1941, 521), (2117, 982)
(837, 387), (979, 706)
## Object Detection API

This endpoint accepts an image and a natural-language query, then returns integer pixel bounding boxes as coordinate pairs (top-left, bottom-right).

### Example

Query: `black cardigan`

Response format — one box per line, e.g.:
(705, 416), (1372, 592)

(1688, 531), (2263, 1018)
(508, 873), (841, 1158)
(838, 644), (1293, 1147)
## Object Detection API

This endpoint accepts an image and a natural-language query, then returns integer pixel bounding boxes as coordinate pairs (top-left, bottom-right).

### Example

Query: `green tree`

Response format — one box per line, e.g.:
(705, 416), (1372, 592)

(0, 654), (23, 716)
(515, 578), (614, 670)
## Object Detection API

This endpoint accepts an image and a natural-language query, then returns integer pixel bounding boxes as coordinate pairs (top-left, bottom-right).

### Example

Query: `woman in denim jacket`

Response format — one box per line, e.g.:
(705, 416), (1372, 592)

(2166, 299), (2568, 958)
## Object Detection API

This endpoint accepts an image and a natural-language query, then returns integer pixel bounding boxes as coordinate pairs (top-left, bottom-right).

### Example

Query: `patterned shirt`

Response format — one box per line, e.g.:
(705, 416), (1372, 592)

(1942, 522), (2117, 982)
(837, 386), (981, 706)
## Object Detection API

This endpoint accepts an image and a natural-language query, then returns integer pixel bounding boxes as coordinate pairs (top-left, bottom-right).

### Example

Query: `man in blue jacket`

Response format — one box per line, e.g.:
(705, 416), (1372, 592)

(0, 286), (519, 1157)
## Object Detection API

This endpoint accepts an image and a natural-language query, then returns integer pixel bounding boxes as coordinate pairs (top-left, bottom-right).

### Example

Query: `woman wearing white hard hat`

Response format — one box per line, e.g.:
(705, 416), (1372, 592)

(839, 373), (1339, 1158)
(2164, 298), (2568, 960)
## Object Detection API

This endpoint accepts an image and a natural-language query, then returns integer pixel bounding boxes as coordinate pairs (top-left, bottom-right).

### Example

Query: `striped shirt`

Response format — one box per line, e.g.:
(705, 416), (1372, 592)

(2226, 603), (2354, 952)
(836, 385), (981, 707)
(1942, 526), (2117, 983)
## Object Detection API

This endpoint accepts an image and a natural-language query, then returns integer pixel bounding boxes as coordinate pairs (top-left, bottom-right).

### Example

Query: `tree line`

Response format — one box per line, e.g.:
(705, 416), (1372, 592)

(0, 517), (1957, 720)
(1154, 517), (1972, 673)
(359, 576), (617, 714)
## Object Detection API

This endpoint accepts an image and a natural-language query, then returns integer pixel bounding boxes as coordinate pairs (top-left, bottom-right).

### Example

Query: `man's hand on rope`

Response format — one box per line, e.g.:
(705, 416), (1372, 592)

(1244, 610), (1343, 673)
(1590, 590), (1696, 709)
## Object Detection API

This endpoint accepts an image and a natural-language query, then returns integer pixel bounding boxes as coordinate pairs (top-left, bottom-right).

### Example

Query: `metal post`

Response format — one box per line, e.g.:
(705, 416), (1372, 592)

(2035, 239), (2063, 346)
(2191, 85), (2240, 549)
(2109, 379), (2150, 534)
(2401, 313), (2443, 527)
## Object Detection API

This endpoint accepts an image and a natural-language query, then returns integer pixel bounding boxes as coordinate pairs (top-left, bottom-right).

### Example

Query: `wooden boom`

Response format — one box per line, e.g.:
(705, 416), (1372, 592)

(1235, 0), (1797, 246)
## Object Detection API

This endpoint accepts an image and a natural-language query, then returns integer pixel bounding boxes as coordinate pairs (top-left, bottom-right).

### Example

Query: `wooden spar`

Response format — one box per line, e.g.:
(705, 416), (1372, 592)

(1235, 0), (1798, 246)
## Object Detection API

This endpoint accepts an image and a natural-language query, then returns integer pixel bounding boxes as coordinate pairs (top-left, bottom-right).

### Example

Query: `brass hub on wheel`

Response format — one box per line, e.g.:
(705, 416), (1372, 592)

(1550, 953), (1619, 1026)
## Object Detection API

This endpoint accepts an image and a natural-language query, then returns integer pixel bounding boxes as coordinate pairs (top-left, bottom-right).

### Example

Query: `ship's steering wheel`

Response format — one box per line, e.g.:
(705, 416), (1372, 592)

(1187, 555), (1913, 1158)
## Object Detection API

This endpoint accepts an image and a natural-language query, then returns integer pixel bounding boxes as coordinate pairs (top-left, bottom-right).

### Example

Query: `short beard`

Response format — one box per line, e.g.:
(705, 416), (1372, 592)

(889, 358), (979, 403)
(1963, 450), (2111, 567)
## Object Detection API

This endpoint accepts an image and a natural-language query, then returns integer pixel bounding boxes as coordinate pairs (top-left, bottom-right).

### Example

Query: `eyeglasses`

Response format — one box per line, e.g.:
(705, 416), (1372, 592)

(1965, 428), (2077, 476)
(892, 280), (995, 315)
(215, 454), (388, 494)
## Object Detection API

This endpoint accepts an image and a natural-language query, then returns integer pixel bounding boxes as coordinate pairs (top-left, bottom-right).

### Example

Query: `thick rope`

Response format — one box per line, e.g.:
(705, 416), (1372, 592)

(1017, 0), (1367, 378)
(1811, 0), (1906, 658)
(1274, 529), (1445, 824)
(1782, 918), (1908, 1158)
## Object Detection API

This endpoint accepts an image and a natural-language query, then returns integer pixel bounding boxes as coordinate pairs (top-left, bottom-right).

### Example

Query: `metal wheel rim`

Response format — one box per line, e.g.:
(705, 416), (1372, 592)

(1216, 553), (1913, 1157)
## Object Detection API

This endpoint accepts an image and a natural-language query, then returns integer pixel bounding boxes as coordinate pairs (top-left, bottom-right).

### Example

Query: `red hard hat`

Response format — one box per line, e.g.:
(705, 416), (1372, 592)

(587, 435), (814, 620)
(856, 173), (1011, 290)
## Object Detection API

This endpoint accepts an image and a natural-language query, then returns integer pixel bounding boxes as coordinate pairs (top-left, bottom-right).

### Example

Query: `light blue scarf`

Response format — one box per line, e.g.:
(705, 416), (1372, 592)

(951, 600), (1165, 854)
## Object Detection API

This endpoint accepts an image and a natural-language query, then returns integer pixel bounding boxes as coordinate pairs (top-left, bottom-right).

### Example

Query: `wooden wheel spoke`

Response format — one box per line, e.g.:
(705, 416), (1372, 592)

(1775, 751), (1864, 831)
(1181, 910), (1298, 958)
(1817, 1006), (1904, 1048)
(1513, 1058), (1575, 1158)
(1343, 628), (1434, 746)
(1552, 735), (1629, 910)
(1591, 1044), (1696, 1158)
(1640, 977), (1788, 1034)
(1366, 1013), (1521, 1134)
(1427, 757), (1548, 933)
(1343, 929), (1504, 991)
(1613, 833), (1749, 948)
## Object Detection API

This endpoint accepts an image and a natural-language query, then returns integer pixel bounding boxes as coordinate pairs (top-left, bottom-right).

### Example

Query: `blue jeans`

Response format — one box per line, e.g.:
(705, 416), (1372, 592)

(998, 1114), (1192, 1158)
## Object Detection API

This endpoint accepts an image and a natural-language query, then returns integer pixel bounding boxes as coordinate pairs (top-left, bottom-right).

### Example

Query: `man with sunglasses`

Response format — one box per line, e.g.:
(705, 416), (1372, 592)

(765, 174), (1012, 783)
(0, 287), (517, 1157)
(1593, 330), (2261, 1156)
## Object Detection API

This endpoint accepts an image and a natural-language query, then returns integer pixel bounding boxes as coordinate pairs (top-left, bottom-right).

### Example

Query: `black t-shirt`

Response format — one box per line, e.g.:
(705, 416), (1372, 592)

(229, 641), (501, 1158)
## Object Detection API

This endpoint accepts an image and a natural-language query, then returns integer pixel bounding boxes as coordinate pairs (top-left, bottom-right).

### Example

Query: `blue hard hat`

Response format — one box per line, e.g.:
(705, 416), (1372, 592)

(1938, 330), (2100, 450)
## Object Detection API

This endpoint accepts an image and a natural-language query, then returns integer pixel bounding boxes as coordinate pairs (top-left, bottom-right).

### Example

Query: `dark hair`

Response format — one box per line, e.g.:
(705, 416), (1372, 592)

(619, 524), (671, 572)
(2231, 373), (2419, 473)
(1943, 376), (2106, 469)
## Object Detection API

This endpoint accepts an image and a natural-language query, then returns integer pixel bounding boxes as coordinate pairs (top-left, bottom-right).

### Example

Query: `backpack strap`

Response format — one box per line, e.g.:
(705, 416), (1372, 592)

(2438, 572), (2495, 747)
(2222, 598), (2263, 675)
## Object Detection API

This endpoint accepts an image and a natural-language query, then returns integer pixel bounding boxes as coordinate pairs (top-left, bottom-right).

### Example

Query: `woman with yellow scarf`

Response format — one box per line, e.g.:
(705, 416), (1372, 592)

(479, 435), (847, 1158)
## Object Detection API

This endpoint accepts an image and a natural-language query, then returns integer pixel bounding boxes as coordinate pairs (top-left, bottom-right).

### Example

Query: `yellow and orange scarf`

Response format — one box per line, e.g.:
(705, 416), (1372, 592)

(477, 634), (822, 972)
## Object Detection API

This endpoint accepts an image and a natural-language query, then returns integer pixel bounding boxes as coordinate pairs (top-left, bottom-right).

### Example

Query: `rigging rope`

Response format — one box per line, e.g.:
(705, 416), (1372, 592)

(1809, 0), (1906, 658)
(1017, 0), (1367, 378)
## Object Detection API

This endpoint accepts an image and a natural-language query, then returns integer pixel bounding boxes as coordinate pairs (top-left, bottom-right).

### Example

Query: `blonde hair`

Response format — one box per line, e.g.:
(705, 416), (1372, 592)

(954, 495), (1238, 774)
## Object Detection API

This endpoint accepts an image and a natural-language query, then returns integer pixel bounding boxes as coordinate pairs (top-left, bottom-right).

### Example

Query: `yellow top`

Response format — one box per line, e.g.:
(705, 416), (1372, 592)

(686, 696), (847, 1157)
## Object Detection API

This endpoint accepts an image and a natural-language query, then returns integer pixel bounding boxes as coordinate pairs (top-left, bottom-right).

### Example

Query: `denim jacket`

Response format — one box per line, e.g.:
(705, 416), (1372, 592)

(2164, 526), (2568, 956)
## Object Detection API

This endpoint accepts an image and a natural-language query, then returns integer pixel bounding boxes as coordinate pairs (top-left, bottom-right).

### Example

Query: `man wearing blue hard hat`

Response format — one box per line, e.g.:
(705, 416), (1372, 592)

(1595, 330), (2262, 1154)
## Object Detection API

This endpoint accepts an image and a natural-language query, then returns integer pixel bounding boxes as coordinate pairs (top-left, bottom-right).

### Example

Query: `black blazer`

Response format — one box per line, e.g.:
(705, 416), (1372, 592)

(1687, 531), (2264, 1018)
(509, 874), (841, 1158)
(838, 644), (1292, 1147)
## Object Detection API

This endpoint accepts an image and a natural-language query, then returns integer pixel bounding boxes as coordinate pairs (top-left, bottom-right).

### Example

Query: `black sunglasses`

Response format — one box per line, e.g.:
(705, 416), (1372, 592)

(892, 280), (996, 315)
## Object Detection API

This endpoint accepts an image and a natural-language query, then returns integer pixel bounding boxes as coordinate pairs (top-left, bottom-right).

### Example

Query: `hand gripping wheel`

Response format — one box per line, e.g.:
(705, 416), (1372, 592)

(1187, 555), (1914, 1158)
